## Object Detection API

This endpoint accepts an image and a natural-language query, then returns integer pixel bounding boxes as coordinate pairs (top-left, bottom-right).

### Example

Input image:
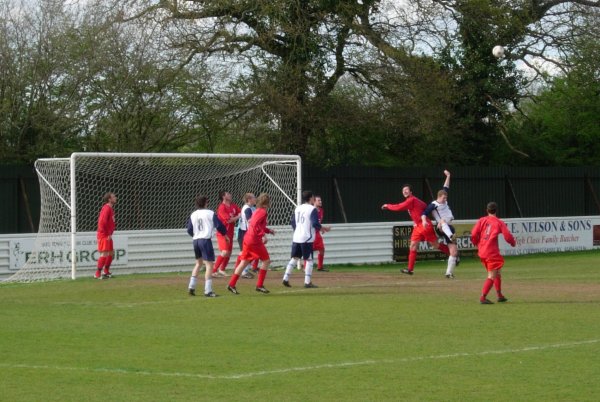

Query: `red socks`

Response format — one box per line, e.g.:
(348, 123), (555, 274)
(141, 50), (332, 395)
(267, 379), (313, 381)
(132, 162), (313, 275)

(230, 268), (266, 288)
(408, 250), (417, 271)
(481, 278), (494, 299)
(494, 275), (503, 297)
(221, 256), (230, 271)
(96, 256), (113, 276)
(213, 256), (230, 272)
(103, 256), (113, 274)
(318, 253), (324, 269)
(228, 274), (240, 287)
(213, 256), (224, 272)
(256, 269), (267, 287)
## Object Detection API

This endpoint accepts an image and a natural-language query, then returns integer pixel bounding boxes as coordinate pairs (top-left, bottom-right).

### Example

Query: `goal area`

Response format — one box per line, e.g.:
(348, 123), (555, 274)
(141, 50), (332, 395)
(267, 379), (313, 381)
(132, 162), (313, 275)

(6, 153), (301, 282)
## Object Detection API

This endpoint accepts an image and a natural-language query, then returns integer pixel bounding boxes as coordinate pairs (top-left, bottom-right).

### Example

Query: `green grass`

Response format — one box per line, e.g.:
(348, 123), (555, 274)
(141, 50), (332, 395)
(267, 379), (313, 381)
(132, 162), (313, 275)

(1, 250), (600, 401)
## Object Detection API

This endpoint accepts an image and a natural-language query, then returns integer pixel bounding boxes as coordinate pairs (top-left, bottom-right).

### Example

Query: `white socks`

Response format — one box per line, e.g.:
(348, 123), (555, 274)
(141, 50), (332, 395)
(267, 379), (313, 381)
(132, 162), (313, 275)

(204, 278), (213, 294)
(283, 258), (296, 281)
(446, 256), (457, 276)
(284, 258), (313, 283)
(189, 276), (213, 294)
(304, 260), (314, 284)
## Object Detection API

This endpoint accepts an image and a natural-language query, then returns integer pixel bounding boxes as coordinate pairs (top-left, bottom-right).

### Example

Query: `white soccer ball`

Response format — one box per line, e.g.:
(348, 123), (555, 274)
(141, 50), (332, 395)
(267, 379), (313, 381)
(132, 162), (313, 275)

(492, 45), (505, 58)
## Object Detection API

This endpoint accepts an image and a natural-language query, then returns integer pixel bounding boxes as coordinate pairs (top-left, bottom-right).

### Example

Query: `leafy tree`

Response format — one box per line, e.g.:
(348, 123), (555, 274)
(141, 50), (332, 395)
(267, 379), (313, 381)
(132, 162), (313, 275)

(0, 0), (84, 162)
(0, 0), (222, 162)
(504, 9), (600, 165)
(60, 5), (216, 154)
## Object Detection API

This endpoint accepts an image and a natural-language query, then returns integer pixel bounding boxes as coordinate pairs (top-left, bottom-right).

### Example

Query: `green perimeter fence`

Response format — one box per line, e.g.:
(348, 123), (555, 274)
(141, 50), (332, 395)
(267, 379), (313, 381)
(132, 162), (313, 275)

(1, 164), (599, 233)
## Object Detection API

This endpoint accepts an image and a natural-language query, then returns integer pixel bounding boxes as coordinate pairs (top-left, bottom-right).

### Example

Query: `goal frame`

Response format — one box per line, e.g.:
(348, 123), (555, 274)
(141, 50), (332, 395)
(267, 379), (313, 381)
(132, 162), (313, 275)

(35, 152), (302, 280)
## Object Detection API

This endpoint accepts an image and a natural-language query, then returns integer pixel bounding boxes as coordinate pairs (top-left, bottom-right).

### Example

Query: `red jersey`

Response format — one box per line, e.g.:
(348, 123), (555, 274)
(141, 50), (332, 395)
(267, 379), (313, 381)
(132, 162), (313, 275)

(471, 215), (516, 259)
(243, 207), (273, 244)
(317, 207), (324, 224)
(386, 195), (430, 225)
(97, 204), (115, 238)
(314, 207), (324, 242)
(217, 202), (240, 236)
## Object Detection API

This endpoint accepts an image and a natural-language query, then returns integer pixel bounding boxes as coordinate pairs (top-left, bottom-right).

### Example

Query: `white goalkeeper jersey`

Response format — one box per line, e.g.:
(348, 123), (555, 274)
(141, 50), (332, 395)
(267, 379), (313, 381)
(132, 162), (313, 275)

(291, 203), (321, 243)
(189, 209), (225, 240)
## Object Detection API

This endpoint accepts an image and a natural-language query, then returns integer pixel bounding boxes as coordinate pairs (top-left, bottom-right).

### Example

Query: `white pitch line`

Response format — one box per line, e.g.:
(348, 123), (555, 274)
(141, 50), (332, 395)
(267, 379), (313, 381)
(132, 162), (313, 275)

(50, 299), (193, 308)
(1, 339), (598, 380)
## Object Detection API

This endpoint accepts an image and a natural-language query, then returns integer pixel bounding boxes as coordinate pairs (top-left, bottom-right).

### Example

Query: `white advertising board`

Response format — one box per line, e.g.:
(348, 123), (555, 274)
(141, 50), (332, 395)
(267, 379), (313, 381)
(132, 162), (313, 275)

(501, 217), (600, 255)
(8, 235), (128, 272)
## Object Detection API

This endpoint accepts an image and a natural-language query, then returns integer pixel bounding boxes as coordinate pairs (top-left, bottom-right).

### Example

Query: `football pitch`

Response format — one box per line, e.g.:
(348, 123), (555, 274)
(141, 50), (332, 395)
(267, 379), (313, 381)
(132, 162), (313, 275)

(1, 251), (599, 401)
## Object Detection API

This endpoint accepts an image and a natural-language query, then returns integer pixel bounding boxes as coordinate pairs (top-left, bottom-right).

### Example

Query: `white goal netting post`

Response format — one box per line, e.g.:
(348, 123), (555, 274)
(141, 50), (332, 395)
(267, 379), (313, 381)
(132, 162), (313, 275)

(5, 153), (301, 282)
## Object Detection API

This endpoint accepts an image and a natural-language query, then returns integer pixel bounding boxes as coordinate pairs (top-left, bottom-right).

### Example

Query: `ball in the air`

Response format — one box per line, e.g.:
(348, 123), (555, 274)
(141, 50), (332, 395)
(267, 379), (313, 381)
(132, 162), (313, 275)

(492, 45), (505, 58)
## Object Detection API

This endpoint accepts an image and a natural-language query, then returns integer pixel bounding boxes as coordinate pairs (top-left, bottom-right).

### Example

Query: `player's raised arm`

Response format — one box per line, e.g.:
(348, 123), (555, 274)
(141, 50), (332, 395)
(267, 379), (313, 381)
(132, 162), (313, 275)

(443, 170), (451, 189)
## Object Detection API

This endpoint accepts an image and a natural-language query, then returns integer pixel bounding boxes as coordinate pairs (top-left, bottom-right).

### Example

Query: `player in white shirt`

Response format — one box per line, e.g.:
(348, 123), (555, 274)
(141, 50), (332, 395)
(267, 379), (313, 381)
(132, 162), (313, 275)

(422, 170), (460, 278)
(186, 195), (228, 297)
(282, 190), (330, 288)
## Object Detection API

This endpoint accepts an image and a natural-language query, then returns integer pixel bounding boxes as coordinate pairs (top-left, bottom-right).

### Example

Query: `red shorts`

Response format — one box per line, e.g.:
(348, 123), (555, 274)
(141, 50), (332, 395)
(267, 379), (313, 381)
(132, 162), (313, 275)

(217, 232), (234, 252)
(480, 257), (504, 272)
(313, 232), (324, 251)
(97, 237), (113, 252)
(239, 241), (270, 262)
(410, 223), (438, 244)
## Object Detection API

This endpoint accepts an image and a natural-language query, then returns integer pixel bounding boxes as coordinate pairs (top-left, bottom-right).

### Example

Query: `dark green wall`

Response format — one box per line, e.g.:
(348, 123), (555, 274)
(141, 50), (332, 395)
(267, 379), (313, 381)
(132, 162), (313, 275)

(0, 165), (40, 233)
(2, 165), (599, 233)
(303, 166), (600, 224)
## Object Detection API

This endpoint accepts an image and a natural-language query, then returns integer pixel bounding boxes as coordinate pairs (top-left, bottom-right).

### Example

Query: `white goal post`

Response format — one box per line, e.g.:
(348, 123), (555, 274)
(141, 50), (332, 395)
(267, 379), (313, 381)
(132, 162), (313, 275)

(6, 153), (301, 282)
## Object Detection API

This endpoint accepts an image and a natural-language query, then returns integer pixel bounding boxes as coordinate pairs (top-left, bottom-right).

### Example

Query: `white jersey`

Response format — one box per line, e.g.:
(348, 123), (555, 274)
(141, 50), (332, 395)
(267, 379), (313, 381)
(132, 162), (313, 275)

(292, 203), (318, 243)
(239, 204), (254, 231)
(189, 209), (217, 240)
(431, 201), (454, 223)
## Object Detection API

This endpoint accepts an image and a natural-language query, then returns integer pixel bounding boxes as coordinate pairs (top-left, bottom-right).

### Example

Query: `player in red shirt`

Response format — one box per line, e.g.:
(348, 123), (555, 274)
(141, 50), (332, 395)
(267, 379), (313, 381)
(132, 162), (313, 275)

(227, 193), (276, 294)
(95, 192), (117, 279)
(312, 195), (331, 271)
(471, 202), (516, 304)
(212, 190), (241, 277)
(382, 184), (450, 274)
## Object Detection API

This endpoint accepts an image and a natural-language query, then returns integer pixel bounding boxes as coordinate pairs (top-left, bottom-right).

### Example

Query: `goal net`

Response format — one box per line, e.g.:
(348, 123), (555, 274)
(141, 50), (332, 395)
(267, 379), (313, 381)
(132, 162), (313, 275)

(5, 153), (301, 282)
